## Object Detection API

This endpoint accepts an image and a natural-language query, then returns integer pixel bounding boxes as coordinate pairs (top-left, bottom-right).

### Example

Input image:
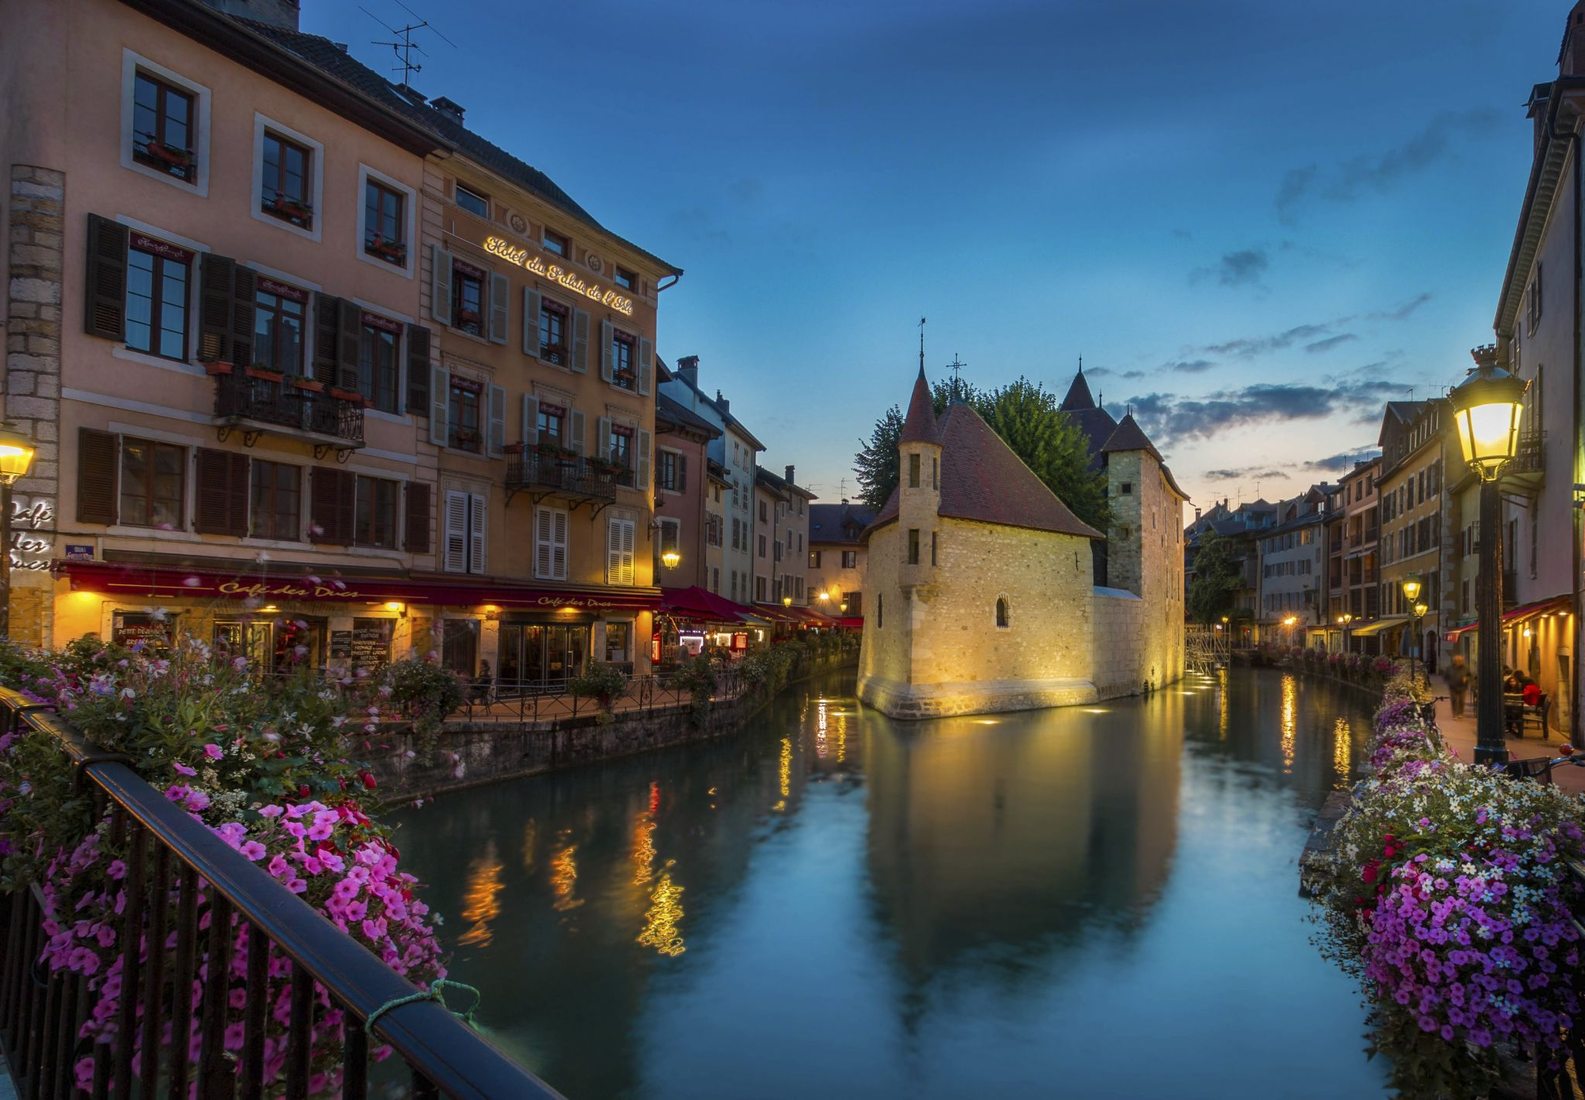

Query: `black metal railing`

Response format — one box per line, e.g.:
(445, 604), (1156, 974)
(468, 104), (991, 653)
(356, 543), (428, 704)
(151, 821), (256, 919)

(1506, 429), (1545, 477)
(214, 373), (365, 446)
(0, 687), (558, 1099)
(457, 667), (749, 724)
(503, 452), (632, 502)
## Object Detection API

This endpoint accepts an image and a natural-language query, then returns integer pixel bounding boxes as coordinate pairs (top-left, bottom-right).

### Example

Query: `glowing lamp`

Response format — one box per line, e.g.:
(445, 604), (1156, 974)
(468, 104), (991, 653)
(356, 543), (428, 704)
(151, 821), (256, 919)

(782, 596), (792, 607)
(1413, 601), (1428, 620)
(1400, 577), (1422, 604)
(816, 591), (830, 602)
(0, 428), (35, 486)
(1450, 345), (1527, 481)
(660, 549), (681, 569)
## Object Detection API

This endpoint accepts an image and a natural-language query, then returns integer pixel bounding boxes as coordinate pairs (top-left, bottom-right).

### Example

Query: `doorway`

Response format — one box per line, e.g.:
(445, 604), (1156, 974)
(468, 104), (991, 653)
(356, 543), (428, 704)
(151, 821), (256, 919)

(498, 622), (589, 689)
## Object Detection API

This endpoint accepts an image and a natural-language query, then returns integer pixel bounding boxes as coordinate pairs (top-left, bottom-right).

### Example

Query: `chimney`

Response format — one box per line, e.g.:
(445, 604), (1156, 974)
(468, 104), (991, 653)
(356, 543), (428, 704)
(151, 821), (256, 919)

(201, 0), (300, 30)
(431, 97), (466, 125)
(676, 355), (699, 389)
(784, 465), (795, 485)
(715, 390), (729, 415)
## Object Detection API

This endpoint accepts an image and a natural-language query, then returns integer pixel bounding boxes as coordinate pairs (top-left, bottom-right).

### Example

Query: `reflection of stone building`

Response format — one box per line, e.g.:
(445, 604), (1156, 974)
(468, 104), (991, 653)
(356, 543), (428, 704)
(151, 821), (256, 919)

(863, 701), (1180, 978)
(859, 368), (1187, 718)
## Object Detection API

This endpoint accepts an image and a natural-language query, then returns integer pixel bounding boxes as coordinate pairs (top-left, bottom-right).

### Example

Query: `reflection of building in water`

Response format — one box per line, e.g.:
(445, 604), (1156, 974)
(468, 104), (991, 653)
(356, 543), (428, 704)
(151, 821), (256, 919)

(637, 862), (687, 957)
(459, 842), (505, 948)
(551, 833), (586, 913)
(863, 701), (1180, 983)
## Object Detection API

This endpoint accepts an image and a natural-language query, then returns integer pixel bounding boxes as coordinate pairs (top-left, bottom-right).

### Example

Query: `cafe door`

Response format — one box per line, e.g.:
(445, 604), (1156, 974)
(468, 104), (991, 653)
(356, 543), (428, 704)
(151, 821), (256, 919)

(213, 617), (325, 674)
(498, 622), (589, 687)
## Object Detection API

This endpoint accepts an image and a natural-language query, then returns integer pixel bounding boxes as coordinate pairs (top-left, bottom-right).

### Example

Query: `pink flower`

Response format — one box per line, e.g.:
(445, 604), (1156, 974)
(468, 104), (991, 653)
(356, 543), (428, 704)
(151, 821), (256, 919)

(239, 841), (267, 861)
(203, 743), (223, 761)
(172, 761), (197, 777)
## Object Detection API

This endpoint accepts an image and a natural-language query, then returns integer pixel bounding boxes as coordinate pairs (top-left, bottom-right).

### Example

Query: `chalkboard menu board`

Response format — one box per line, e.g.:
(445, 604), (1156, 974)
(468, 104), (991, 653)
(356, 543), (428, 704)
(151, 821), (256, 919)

(112, 612), (176, 651)
(329, 630), (352, 659)
(348, 619), (392, 668)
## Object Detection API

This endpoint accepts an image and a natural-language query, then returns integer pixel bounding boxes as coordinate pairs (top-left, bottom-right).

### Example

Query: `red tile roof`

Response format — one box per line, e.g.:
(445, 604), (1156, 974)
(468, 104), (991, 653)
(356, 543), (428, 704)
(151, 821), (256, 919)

(869, 403), (1102, 540)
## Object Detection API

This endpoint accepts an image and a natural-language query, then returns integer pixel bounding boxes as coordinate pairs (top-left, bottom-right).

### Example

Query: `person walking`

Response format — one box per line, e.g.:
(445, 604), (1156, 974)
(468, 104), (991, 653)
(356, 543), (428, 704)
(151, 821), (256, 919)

(1447, 653), (1470, 718)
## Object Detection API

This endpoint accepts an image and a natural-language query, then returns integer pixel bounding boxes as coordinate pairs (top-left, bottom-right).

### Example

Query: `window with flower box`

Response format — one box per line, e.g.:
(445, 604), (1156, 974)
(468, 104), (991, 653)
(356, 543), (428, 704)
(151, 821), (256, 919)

(260, 131), (313, 228)
(609, 329), (635, 390)
(451, 259), (485, 337)
(363, 178), (406, 265)
(540, 297), (569, 365)
(132, 70), (195, 182)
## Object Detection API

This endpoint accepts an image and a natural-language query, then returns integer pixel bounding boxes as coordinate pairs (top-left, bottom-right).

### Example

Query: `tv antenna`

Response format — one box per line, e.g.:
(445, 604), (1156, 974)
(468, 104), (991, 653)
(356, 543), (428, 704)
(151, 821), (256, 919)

(362, 0), (454, 88)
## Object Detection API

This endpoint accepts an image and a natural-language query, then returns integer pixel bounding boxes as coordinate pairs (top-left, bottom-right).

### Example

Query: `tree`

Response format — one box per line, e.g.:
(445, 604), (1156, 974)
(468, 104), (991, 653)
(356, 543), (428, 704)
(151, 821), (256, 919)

(1186, 532), (1241, 625)
(854, 405), (904, 510)
(972, 378), (1109, 533)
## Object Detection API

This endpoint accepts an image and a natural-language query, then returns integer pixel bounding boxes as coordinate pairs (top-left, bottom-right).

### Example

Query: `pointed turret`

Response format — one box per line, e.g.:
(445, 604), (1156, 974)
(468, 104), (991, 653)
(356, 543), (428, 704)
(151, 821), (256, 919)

(1060, 366), (1096, 412)
(900, 366), (939, 444)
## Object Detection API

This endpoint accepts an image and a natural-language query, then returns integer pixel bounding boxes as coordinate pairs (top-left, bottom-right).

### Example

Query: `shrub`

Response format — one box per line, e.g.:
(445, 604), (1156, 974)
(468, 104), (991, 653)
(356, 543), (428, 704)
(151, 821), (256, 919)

(569, 663), (628, 718)
(386, 656), (464, 745)
(671, 656), (718, 724)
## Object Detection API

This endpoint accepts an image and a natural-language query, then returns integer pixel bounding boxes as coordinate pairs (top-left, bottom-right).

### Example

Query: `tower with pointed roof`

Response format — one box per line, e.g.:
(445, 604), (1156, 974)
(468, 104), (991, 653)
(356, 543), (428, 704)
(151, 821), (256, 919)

(897, 366), (942, 594)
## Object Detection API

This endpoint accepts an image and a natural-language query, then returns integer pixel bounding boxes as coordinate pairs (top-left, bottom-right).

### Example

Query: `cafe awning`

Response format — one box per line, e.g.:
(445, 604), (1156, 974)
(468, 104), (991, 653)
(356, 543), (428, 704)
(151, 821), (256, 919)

(659, 586), (757, 624)
(1503, 594), (1572, 625)
(1347, 615), (1409, 638)
(55, 560), (662, 612)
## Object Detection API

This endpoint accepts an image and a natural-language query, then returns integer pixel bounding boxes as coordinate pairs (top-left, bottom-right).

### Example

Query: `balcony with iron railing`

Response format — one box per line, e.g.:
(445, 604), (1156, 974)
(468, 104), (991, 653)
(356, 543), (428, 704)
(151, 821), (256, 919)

(504, 448), (634, 505)
(1500, 428), (1545, 492)
(213, 371), (364, 451)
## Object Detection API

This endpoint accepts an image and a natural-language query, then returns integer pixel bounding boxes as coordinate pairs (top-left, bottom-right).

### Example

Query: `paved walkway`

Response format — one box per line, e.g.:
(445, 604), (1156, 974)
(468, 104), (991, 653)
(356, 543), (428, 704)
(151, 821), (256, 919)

(1427, 691), (1585, 795)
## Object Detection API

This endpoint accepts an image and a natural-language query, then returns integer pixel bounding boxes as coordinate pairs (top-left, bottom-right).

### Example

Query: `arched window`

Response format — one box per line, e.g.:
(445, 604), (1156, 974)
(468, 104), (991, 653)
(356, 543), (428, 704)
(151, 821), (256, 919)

(995, 597), (1009, 629)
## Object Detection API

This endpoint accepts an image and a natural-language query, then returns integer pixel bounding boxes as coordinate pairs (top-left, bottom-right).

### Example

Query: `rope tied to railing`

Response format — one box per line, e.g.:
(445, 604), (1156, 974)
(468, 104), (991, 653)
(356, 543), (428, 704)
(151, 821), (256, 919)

(364, 978), (483, 1036)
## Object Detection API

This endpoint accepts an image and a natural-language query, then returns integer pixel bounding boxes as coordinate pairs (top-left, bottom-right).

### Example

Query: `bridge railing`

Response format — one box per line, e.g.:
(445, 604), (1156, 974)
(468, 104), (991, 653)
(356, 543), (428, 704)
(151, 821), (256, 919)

(0, 686), (560, 1100)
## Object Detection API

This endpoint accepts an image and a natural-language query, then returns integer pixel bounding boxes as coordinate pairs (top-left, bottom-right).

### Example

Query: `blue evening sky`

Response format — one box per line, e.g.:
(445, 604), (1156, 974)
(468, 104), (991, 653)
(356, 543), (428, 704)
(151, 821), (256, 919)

(308, 1), (1561, 514)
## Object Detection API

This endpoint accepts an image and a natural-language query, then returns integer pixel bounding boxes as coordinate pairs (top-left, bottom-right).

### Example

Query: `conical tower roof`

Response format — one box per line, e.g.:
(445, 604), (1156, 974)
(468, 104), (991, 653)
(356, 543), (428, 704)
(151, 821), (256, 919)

(1100, 413), (1160, 460)
(899, 367), (940, 444)
(1060, 367), (1096, 411)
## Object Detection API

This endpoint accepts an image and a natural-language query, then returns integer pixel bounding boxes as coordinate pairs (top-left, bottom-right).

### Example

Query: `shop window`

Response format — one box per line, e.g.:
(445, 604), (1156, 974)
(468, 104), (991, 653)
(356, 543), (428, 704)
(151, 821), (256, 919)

(124, 233), (192, 360)
(252, 278), (307, 376)
(260, 131), (313, 228)
(357, 316), (402, 414)
(455, 183), (489, 218)
(119, 437), (185, 529)
(131, 69), (196, 182)
(250, 459), (301, 540)
(363, 177), (406, 265)
(535, 506), (568, 580)
(113, 611), (177, 652)
(605, 622), (630, 664)
(608, 516), (636, 586)
(441, 619), (479, 677)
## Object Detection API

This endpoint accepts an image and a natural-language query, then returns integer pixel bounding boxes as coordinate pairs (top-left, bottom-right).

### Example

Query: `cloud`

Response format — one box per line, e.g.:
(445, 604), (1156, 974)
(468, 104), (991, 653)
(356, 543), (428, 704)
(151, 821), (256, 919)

(1302, 448), (1381, 473)
(1203, 323), (1331, 359)
(1124, 379), (1416, 446)
(1369, 292), (1433, 322)
(1167, 358), (1216, 374)
(1305, 334), (1358, 354)
(1204, 466), (1288, 482)
(1191, 248), (1269, 288)
(1278, 112), (1499, 224)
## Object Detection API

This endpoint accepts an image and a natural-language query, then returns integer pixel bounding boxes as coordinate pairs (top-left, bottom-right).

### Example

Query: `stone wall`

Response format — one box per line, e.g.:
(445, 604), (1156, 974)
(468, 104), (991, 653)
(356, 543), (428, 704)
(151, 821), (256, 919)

(1092, 588), (1147, 698)
(1108, 447), (1186, 693)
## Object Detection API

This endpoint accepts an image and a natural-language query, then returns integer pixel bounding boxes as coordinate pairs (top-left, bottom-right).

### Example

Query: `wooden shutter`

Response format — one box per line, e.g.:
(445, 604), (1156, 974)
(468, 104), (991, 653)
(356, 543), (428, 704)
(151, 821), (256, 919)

(552, 509), (568, 579)
(608, 518), (635, 586)
(568, 408), (585, 454)
(429, 367), (449, 446)
(678, 454), (688, 493)
(312, 292), (340, 384)
(597, 417), (611, 463)
(405, 481), (431, 554)
(84, 214), (128, 340)
(430, 245), (453, 326)
(535, 507), (553, 578)
(487, 384), (506, 455)
(443, 490), (467, 572)
(469, 492), (487, 574)
(337, 298), (361, 389)
(636, 429), (651, 495)
(405, 324), (430, 415)
(488, 272), (509, 344)
(521, 394), (539, 446)
(638, 338), (653, 395)
(522, 288), (541, 356)
(197, 253), (234, 362)
(230, 265), (257, 369)
(76, 428), (118, 525)
(599, 319), (613, 382)
(310, 468), (354, 544)
(571, 308), (589, 373)
(193, 448), (249, 535)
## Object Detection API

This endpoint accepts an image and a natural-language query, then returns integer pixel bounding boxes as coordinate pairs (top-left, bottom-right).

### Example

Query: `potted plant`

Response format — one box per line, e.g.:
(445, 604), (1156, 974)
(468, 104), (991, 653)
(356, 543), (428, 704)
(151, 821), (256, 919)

(366, 236), (407, 264)
(329, 386), (365, 406)
(203, 361), (233, 377)
(142, 138), (195, 173)
(569, 662), (629, 723)
(246, 366), (285, 383)
(291, 376), (325, 393)
(264, 194), (313, 225)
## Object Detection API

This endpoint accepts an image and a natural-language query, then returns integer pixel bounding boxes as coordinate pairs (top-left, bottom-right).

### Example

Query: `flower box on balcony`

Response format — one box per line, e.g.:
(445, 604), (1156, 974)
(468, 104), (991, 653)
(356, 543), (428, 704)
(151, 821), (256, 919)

(204, 362), (233, 377)
(291, 377), (325, 393)
(329, 387), (366, 406)
(366, 237), (408, 265)
(245, 367), (285, 383)
(456, 309), (482, 329)
(503, 442), (526, 455)
(611, 369), (636, 387)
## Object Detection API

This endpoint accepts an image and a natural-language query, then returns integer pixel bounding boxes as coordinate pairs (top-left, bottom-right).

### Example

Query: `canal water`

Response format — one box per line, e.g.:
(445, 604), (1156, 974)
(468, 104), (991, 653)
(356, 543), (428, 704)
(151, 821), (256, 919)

(390, 668), (1388, 1099)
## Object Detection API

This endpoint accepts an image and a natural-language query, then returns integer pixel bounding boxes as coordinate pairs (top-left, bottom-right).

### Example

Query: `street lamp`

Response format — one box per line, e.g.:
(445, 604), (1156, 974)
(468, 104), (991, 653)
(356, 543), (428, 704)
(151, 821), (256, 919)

(660, 548), (681, 570)
(1283, 614), (1298, 647)
(1411, 601), (1429, 688)
(0, 425), (36, 640)
(1400, 576), (1424, 678)
(1450, 343), (1528, 766)
(1336, 612), (1354, 654)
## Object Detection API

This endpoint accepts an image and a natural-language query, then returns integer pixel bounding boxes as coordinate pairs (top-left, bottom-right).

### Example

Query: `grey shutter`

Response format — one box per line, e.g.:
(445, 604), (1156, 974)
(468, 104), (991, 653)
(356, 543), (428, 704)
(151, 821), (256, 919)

(469, 491), (487, 574)
(443, 490), (467, 572)
(535, 507), (553, 578)
(405, 324), (430, 415)
(638, 338), (653, 395)
(85, 214), (129, 340)
(337, 298), (361, 389)
(430, 245), (452, 326)
(487, 383), (506, 455)
(552, 509), (567, 579)
(488, 271), (509, 344)
(597, 417), (611, 463)
(522, 287), (541, 356)
(599, 319), (613, 383)
(569, 408), (586, 454)
(521, 394), (539, 446)
(637, 429), (651, 497)
(429, 366), (449, 446)
(571, 308), (589, 373)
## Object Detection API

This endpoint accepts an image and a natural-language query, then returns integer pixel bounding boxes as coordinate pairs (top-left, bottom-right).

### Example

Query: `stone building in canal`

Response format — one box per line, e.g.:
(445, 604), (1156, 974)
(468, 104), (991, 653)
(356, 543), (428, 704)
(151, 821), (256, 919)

(858, 367), (1188, 719)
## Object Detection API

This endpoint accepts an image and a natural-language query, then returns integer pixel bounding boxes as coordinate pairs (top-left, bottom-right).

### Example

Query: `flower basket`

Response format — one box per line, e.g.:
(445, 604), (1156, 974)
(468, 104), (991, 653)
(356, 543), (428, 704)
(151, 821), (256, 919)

(291, 377), (325, 392)
(143, 139), (195, 172)
(366, 237), (408, 264)
(204, 362), (233, 376)
(611, 369), (636, 387)
(329, 387), (365, 406)
(263, 194), (313, 225)
(246, 367), (285, 383)
(456, 309), (482, 329)
(503, 442), (526, 455)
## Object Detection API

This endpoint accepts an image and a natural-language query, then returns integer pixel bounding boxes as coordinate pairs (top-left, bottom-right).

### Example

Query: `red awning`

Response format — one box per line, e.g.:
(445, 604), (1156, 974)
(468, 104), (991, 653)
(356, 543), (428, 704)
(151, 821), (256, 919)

(1503, 594), (1572, 624)
(57, 560), (661, 612)
(835, 616), (864, 631)
(659, 586), (757, 623)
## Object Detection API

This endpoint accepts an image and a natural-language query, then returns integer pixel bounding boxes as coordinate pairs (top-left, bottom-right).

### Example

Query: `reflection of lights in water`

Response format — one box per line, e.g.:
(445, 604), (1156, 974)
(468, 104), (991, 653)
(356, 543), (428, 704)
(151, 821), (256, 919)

(631, 812), (657, 886)
(550, 841), (585, 911)
(521, 820), (537, 873)
(973, 718), (1000, 725)
(835, 707), (848, 765)
(637, 861), (686, 957)
(1280, 674), (1297, 773)
(774, 735), (791, 812)
(1081, 708), (1110, 714)
(816, 699), (829, 759)
(458, 848), (505, 948)
(1178, 690), (1197, 695)
(1218, 668), (1230, 741)
(1332, 716), (1352, 786)
(648, 780), (661, 816)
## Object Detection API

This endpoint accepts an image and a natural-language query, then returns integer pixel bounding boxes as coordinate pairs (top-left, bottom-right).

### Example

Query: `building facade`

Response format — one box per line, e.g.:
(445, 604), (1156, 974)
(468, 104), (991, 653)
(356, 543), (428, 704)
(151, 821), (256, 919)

(653, 391), (719, 591)
(808, 502), (873, 617)
(1375, 401), (1449, 675)
(1326, 457), (1381, 651)
(1256, 488), (1329, 645)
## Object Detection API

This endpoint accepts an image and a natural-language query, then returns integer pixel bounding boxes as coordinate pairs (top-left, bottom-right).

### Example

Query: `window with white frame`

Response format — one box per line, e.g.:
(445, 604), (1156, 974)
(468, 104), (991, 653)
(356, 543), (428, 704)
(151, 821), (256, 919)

(607, 516), (636, 585)
(122, 52), (211, 194)
(535, 506), (568, 580)
(250, 116), (322, 241)
(357, 166), (416, 275)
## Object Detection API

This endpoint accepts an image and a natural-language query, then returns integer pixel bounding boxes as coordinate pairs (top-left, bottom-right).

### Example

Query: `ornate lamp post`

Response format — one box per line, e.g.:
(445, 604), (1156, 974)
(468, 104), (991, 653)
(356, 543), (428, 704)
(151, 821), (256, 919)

(1400, 575), (1424, 680)
(1449, 344), (1528, 766)
(1336, 612), (1354, 654)
(0, 426), (37, 640)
